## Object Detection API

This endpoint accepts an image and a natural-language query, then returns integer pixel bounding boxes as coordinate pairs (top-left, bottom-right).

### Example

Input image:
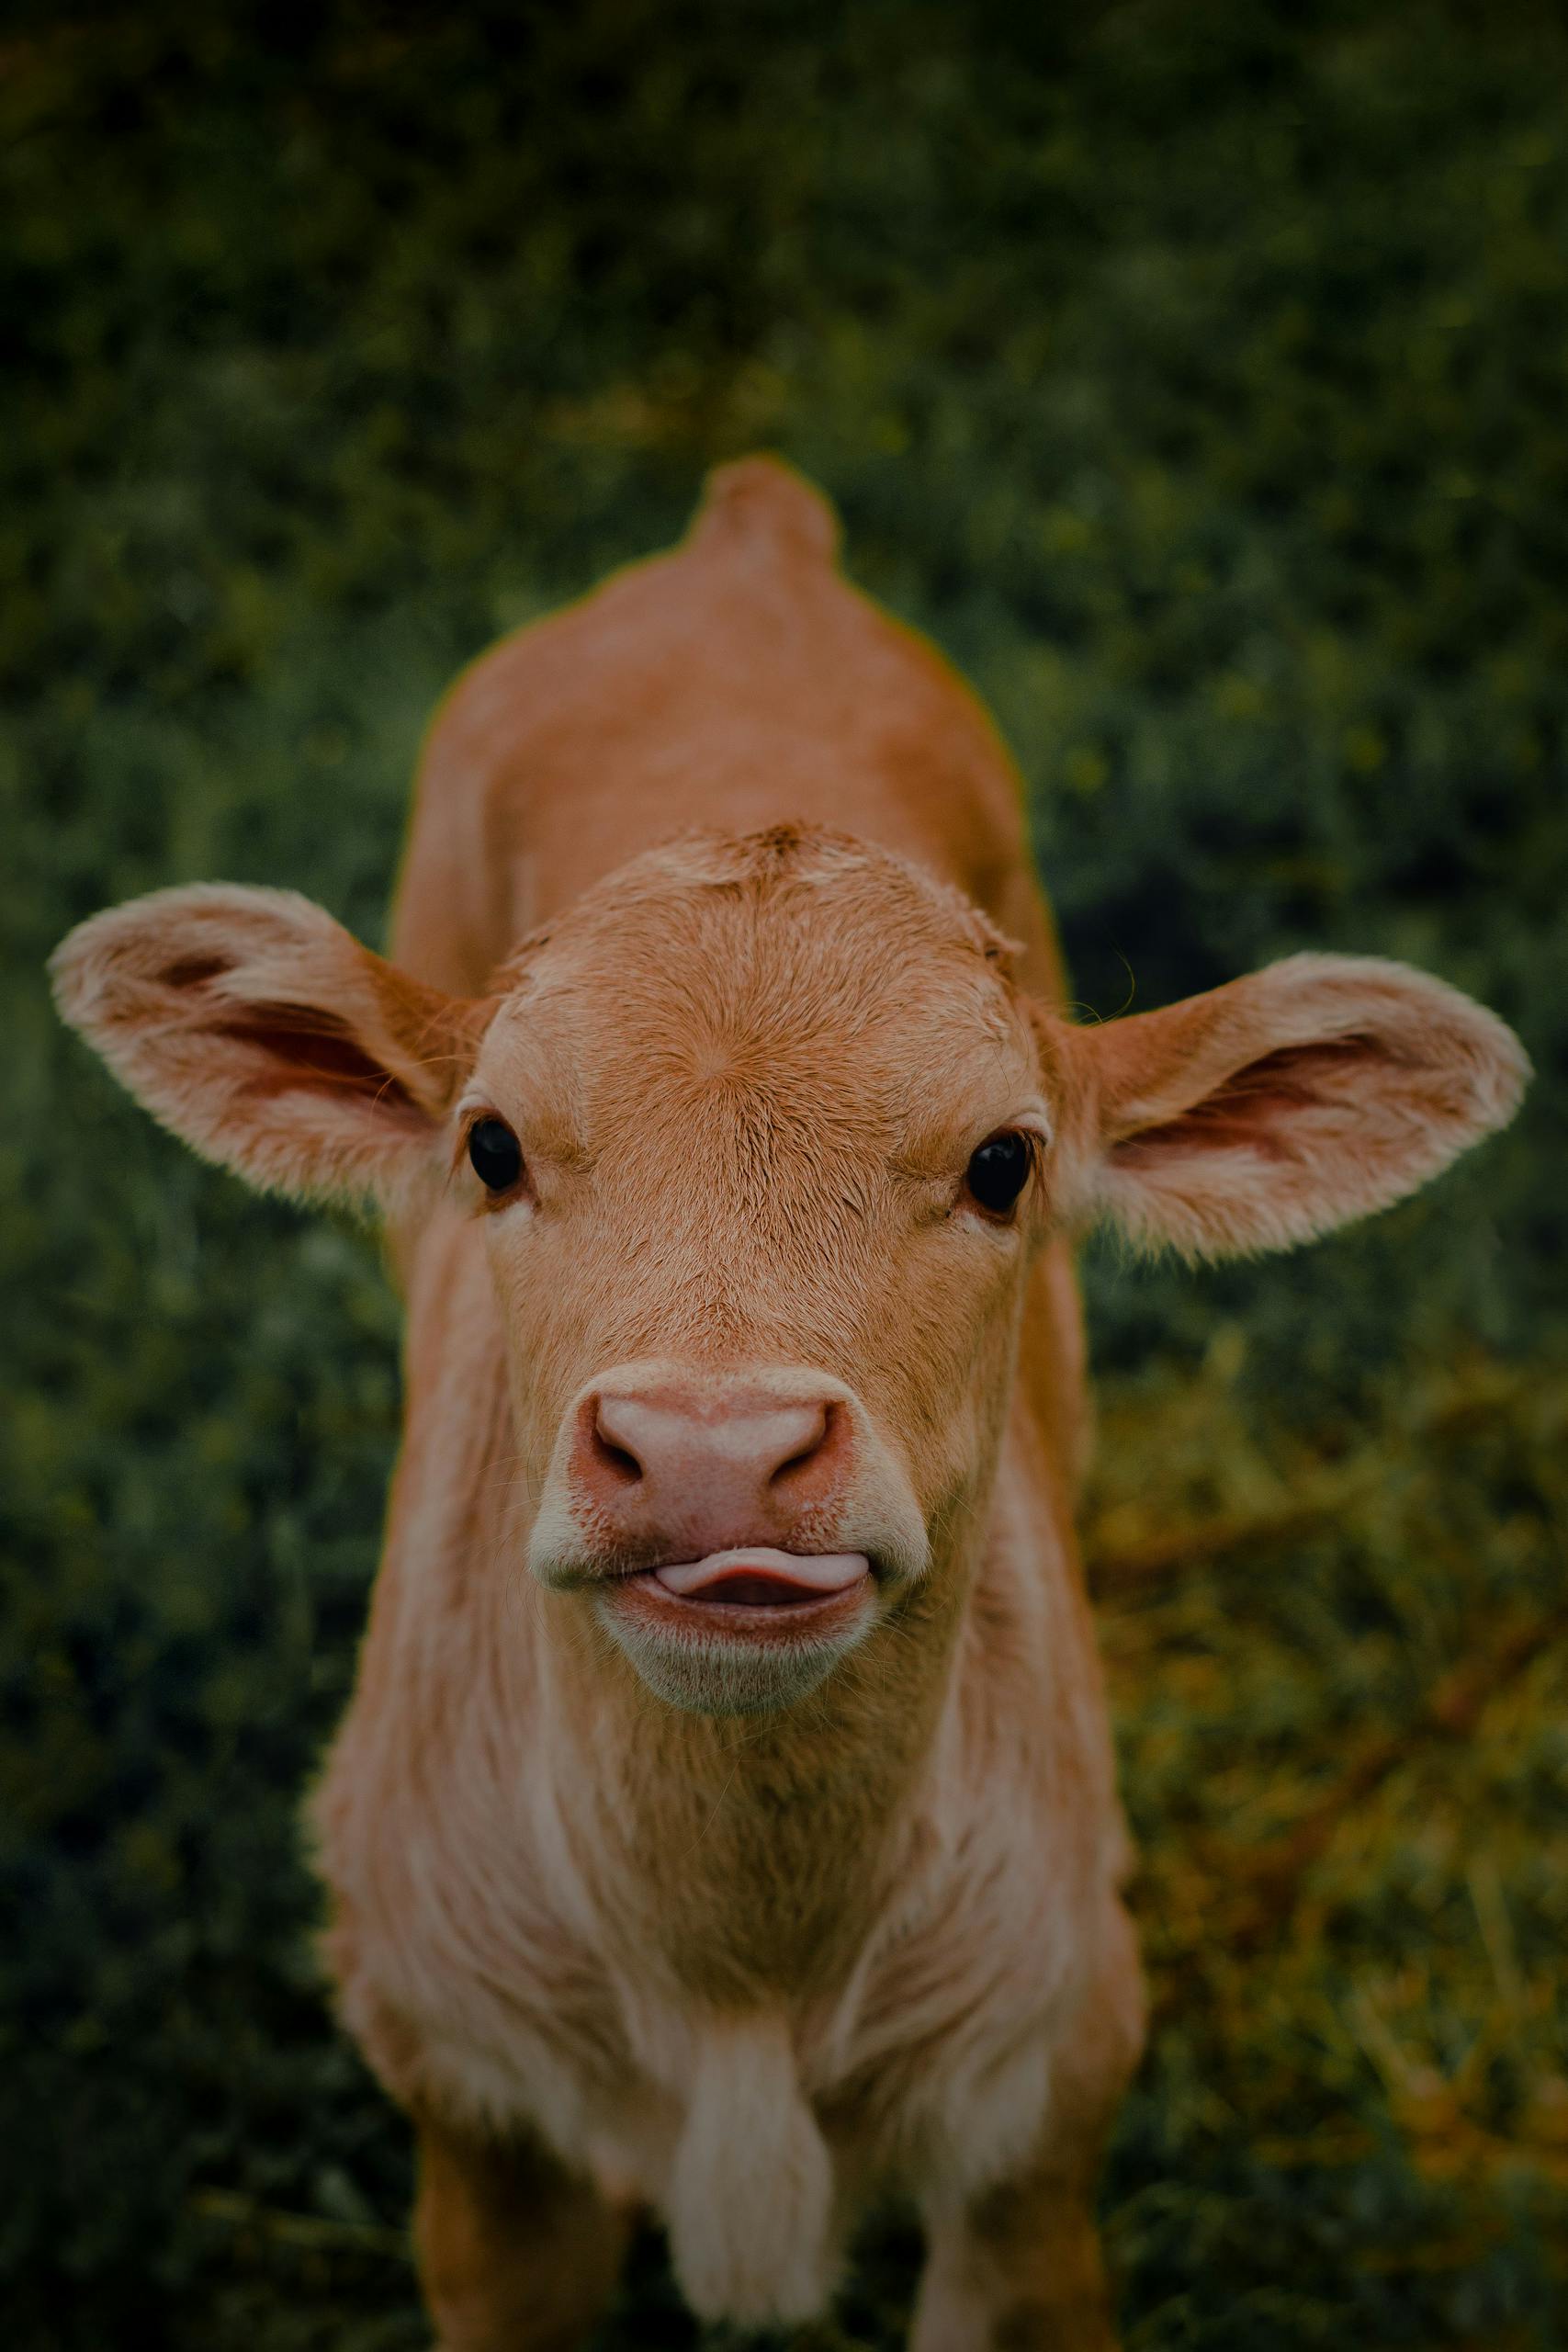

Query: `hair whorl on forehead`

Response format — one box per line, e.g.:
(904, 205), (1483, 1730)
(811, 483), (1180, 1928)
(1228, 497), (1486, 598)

(489, 825), (1024, 991)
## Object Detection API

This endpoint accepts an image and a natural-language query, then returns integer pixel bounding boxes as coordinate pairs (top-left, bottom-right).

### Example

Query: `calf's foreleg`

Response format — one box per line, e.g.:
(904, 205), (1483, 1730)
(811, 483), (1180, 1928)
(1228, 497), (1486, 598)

(414, 2115), (632, 2352)
(911, 1920), (1142, 2352)
(910, 2162), (1118, 2352)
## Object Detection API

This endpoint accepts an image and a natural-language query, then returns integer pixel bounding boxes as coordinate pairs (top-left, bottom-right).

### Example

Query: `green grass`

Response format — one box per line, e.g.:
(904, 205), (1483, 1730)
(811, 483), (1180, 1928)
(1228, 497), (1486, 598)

(4, 4), (1566, 2346)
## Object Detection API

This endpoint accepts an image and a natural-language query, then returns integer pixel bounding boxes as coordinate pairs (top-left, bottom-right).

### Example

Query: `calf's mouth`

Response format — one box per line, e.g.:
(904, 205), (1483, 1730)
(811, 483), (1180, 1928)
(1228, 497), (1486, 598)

(583, 1541), (889, 1715)
(598, 1545), (878, 1702)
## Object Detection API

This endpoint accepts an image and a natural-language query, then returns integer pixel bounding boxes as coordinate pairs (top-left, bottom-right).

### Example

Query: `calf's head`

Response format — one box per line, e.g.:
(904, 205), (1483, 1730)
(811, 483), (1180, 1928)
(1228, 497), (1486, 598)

(53, 829), (1527, 1714)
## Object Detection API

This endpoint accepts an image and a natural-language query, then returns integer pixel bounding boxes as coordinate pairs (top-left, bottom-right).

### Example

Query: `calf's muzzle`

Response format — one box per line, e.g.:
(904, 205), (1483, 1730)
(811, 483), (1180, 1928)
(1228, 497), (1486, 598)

(525, 1363), (931, 1713)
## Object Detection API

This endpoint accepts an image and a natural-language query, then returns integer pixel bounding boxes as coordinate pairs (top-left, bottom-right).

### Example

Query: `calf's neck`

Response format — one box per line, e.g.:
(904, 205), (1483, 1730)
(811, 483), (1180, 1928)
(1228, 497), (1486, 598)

(53, 459), (1528, 2348)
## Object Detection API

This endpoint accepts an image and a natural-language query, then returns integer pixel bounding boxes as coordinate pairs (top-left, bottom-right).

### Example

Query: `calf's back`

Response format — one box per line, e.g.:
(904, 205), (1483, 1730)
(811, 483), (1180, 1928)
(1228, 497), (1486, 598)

(392, 456), (1066, 1000)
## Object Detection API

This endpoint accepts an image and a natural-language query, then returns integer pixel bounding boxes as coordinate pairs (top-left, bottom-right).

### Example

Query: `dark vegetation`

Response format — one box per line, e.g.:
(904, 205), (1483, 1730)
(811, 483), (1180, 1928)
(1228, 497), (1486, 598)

(3, 3), (1565, 2344)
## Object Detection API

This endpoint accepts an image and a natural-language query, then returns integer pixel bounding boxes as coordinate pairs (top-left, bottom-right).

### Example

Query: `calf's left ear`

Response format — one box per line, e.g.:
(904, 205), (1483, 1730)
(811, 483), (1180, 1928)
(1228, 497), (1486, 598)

(1061, 954), (1529, 1259)
(51, 884), (487, 1210)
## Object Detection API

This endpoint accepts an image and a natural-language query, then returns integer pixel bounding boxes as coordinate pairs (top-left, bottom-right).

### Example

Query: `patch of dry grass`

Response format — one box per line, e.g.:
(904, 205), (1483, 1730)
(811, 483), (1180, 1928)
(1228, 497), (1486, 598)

(1090, 1341), (1568, 2346)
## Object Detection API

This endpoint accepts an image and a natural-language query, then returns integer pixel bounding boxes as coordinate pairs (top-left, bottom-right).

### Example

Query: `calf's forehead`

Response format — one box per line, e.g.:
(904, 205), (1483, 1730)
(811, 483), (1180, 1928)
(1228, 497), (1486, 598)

(473, 880), (1039, 1151)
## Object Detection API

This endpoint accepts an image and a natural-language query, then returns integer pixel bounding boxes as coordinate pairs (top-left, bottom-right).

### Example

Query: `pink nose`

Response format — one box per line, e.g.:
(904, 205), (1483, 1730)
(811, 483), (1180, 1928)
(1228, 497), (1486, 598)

(570, 1377), (849, 1559)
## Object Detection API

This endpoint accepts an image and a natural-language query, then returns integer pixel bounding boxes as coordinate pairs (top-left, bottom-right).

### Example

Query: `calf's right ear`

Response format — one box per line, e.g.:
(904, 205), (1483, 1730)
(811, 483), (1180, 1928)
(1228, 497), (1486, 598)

(51, 884), (488, 1210)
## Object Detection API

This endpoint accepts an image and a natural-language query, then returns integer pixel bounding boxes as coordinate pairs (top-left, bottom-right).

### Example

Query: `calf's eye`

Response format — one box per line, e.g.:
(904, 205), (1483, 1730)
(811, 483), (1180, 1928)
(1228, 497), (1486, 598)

(965, 1131), (1032, 1216)
(468, 1117), (524, 1193)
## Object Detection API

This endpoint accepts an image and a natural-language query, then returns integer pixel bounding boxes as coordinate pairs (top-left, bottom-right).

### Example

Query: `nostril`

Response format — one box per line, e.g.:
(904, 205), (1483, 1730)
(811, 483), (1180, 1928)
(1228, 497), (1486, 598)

(589, 1405), (643, 1487)
(768, 1401), (834, 1488)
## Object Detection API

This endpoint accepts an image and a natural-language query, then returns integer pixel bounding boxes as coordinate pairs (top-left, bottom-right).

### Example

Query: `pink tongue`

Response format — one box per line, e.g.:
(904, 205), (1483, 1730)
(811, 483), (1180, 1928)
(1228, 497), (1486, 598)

(655, 1548), (869, 1604)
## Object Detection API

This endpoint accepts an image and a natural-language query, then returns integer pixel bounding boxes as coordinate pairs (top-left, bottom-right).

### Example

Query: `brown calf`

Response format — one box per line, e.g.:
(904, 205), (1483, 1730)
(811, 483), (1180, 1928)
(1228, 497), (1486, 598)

(53, 459), (1527, 2347)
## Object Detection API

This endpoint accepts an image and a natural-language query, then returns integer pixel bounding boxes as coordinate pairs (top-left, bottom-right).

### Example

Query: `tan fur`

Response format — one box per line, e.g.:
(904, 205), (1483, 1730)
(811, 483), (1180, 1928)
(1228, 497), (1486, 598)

(51, 456), (1528, 2346)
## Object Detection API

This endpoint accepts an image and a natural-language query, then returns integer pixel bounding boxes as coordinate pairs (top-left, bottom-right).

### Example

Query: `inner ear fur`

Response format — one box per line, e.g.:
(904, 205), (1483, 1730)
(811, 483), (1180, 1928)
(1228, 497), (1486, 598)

(51, 883), (491, 1207)
(1055, 952), (1529, 1260)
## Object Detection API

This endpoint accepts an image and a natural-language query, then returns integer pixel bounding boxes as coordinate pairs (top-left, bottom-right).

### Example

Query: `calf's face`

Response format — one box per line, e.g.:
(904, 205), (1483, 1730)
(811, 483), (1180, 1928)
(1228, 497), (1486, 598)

(459, 838), (1052, 1711)
(52, 829), (1528, 1716)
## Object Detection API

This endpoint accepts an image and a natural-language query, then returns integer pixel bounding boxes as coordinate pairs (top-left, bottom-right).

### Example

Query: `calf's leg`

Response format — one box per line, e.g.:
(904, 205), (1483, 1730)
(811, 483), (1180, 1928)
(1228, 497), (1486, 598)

(910, 2164), (1117, 2352)
(414, 2114), (632, 2352)
(910, 1912), (1143, 2352)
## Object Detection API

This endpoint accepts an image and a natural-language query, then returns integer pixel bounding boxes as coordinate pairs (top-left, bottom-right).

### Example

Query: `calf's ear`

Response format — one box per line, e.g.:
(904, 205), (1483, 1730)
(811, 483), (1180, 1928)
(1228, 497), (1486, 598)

(51, 884), (487, 1209)
(1063, 953), (1529, 1259)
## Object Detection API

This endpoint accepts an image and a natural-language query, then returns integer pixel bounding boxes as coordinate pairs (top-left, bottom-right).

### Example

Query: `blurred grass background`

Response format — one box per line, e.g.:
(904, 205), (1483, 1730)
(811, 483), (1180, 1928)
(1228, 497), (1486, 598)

(3, 2), (1566, 2346)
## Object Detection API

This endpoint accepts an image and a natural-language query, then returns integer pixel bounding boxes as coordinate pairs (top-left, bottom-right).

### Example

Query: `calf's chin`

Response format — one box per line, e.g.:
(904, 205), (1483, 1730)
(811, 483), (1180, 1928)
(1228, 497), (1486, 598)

(590, 1586), (879, 1716)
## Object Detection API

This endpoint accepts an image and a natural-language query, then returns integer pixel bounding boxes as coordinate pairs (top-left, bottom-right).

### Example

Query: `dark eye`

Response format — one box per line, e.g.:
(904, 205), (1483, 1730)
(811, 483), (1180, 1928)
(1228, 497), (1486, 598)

(965, 1131), (1032, 1216)
(468, 1116), (524, 1194)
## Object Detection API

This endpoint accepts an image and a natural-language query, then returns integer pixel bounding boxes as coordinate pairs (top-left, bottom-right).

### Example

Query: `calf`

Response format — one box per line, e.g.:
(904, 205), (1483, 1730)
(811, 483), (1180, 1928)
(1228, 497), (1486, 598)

(53, 458), (1527, 2348)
